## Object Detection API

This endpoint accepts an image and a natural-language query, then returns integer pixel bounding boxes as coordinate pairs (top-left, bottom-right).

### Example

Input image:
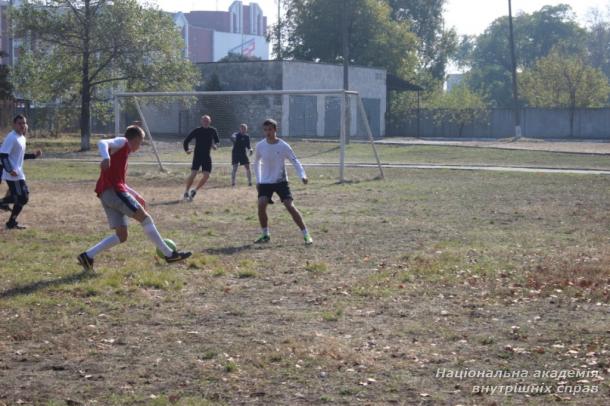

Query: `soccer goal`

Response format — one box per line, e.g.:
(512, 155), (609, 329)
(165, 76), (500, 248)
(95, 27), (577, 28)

(113, 89), (384, 182)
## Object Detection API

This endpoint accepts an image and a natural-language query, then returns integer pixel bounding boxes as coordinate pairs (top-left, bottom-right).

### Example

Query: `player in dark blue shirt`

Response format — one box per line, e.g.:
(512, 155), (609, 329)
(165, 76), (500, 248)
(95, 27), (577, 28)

(230, 123), (253, 187)
(182, 114), (220, 201)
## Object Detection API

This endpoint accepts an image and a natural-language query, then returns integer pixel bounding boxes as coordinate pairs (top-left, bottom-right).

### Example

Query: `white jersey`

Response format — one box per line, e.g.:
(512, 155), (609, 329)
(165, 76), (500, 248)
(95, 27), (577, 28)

(0, 130), (27, 181)
(253, 138), (306, 184)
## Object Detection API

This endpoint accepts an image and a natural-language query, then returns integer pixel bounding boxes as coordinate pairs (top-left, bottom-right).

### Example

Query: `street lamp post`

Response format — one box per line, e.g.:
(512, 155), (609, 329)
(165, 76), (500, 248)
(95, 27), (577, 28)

(508, 0), (522, 139)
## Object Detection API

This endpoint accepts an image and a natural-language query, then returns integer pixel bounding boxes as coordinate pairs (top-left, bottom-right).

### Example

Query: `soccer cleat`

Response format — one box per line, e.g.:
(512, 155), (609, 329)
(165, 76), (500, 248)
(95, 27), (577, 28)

(189, 189), (197, 200)
(6, 221), (26, 230)
(254, 234), (270, 244)
(78, 252), (94, 271)
(304, 235), (314, 245)
(165, 250), (192, 263)
(183, 191), (190, 201)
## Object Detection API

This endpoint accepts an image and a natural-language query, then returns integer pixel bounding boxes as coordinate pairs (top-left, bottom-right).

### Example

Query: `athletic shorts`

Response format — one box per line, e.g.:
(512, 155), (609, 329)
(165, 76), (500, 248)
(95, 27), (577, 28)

(100, 189), (142, 229)
(232, 151), (250, 166)
(192, 155), (212, 173)
(6, 179), (29, 204)
(257, 181), (292, 203)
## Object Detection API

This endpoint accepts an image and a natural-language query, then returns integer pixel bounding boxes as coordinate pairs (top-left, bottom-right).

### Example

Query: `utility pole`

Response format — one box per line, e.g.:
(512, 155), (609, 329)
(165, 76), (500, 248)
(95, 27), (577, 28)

(508, 0), (521, 139)
(276, 0), (282, 60)
(342, 0), (350, 144)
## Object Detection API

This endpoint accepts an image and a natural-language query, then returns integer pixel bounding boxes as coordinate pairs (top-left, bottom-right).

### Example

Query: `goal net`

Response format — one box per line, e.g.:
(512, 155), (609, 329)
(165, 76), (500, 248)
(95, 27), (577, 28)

(113, 90), (384, 182)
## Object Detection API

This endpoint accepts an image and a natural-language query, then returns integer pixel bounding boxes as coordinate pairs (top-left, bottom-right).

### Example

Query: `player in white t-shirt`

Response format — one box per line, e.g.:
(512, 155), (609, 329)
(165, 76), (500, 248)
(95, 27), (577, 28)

(253, 118), (313, 245)
(0, 115), (40, 229)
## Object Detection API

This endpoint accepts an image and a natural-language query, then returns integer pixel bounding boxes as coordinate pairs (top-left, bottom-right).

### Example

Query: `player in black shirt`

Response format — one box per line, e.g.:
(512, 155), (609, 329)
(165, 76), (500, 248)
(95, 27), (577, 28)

(230, 123), (253, 187)
(182, 114), (220, 201)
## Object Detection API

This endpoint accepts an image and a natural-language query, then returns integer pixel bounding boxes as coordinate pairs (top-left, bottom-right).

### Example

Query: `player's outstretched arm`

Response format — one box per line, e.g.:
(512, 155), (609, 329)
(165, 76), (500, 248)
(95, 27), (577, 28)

(24, 149), (42, 160)
(183, 130), (195, 153)
(285, 144), (307, 184)
(253, 146), (262, 185)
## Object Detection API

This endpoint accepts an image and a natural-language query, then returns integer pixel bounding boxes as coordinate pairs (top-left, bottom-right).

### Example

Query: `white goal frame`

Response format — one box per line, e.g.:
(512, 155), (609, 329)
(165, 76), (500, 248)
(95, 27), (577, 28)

(113, 89), (384, 182)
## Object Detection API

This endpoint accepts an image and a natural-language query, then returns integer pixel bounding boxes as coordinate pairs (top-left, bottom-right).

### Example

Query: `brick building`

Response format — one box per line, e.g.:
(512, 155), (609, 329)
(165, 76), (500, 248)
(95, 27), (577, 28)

(174, 1), (269, 63)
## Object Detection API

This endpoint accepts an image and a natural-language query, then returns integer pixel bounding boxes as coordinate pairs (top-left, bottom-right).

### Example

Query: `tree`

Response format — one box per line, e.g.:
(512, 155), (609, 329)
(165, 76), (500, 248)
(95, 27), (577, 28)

(387, 0), (457, 81)
(282, 0), (418, 75)
(0, 52), (12, 100)
(464, 4), (586, 107)
(586, 11), (610, 88)
(218, 53), (262, 63)
(520, 48), (610, 136)
(426, 83), (488, 137)
(11, 0), (200, 150)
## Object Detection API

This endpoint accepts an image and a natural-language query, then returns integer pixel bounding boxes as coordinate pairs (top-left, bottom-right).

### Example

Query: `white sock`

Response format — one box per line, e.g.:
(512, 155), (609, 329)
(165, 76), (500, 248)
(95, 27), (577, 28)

(142, 217), (173, 257)
(301, 228), (309, 237)
(262, 227), (269, 236)
(86, 235), (121, 258)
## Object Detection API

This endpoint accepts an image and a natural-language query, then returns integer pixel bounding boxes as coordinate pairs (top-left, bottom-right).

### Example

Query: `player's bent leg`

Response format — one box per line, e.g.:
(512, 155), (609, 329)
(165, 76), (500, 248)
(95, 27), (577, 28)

(283, 199), (305, 228)
(195, 171), (210, 190)
(255, 196), (271, 243)
(184, 170), (198, 200)
(137, 212), (191, 263)
(231, 164), (238, 186)
(283, 199), (313, 244)
(245, 165), (252, 186)
(115, 226), (128, 243)
(6, 181), (29, 229)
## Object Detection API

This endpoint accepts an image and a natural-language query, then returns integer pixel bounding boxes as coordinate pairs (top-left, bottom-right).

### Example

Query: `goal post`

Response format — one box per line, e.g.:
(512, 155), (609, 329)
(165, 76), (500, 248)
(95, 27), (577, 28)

(112, 89), (384, 182)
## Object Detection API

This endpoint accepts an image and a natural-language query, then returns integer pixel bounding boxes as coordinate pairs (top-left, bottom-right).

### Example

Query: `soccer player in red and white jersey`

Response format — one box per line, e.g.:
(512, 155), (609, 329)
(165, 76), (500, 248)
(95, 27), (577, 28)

(78, 125), (191, 271)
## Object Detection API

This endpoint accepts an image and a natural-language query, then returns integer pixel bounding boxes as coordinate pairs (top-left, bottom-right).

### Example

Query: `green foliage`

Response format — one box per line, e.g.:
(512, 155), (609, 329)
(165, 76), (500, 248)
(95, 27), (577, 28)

(388, 0), (457, 80)
(282, 0), (418, 75)
(0, 51), (13, 100)
(586, 14), (610, 90)
(426, 83), (489, 137)
(11, 0), (200, 147)
(520, 48), (610, 135)
(218, 53), (262, 62)
(464, 5), (587, 107)
(520, 49), (610, 109)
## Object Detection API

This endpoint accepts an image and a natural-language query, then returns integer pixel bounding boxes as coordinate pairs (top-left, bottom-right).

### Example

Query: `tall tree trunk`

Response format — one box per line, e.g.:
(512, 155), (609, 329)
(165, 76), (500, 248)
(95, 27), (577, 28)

(81, 69), (91, 151)
(569, 107), (575, 138)
(80, 1), (91, 151)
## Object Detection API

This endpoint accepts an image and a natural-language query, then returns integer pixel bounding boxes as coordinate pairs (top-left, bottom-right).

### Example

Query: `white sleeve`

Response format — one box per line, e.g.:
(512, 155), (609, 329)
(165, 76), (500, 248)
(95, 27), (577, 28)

(0, 135), (14, 154)
(98, 137), (127, 160)
(285, 143), (306, 180)
(253, 144), (262, 184)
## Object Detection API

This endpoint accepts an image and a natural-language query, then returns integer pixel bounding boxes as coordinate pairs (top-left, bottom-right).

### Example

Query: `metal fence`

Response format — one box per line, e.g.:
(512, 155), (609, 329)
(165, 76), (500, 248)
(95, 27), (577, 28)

(389, 108), (610, 139)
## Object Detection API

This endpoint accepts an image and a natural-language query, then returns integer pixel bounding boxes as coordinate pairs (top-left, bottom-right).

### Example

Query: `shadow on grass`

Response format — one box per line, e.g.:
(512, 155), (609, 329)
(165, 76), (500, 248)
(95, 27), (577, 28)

(0, 270), (97, 299)
(149, 199), (183, 207)
(202, 243), (254, 255)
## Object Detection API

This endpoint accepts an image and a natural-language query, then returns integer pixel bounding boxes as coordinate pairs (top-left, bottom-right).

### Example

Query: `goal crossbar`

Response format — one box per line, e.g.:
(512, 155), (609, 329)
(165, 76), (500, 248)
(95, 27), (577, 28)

(113, 89), (384, 182)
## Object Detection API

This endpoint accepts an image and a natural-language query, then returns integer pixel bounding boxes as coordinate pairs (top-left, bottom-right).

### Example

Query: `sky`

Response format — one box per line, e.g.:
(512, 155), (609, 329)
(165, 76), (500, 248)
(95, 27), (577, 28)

(154, 0), (610, 37)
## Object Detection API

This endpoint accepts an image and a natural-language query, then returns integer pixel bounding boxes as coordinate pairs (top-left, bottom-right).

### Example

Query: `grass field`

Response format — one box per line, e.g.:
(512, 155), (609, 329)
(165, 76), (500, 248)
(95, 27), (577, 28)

(30, 136), (610, 170)
(0, 139), (609, 405)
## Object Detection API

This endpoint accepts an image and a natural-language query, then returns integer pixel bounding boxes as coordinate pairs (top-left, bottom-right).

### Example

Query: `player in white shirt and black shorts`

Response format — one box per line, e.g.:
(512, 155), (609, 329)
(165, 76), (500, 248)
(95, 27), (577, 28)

(0, 115), (41, 229)
(253, 118), (313, 245)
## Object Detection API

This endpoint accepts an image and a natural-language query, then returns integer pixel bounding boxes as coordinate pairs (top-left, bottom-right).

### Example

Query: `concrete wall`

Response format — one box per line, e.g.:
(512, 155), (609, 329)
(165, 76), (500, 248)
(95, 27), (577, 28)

(390, 108), (610, 139)
(139, 61), (387, 141)
(282, 62), (386, 137)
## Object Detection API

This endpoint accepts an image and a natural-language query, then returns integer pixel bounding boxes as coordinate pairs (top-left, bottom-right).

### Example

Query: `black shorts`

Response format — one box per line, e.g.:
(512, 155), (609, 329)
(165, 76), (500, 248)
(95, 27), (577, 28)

(192, 155), (212, 173)
(6, 179), (29, 205)
(232, 152), (250, 166)
(258, 181), (292, 203)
